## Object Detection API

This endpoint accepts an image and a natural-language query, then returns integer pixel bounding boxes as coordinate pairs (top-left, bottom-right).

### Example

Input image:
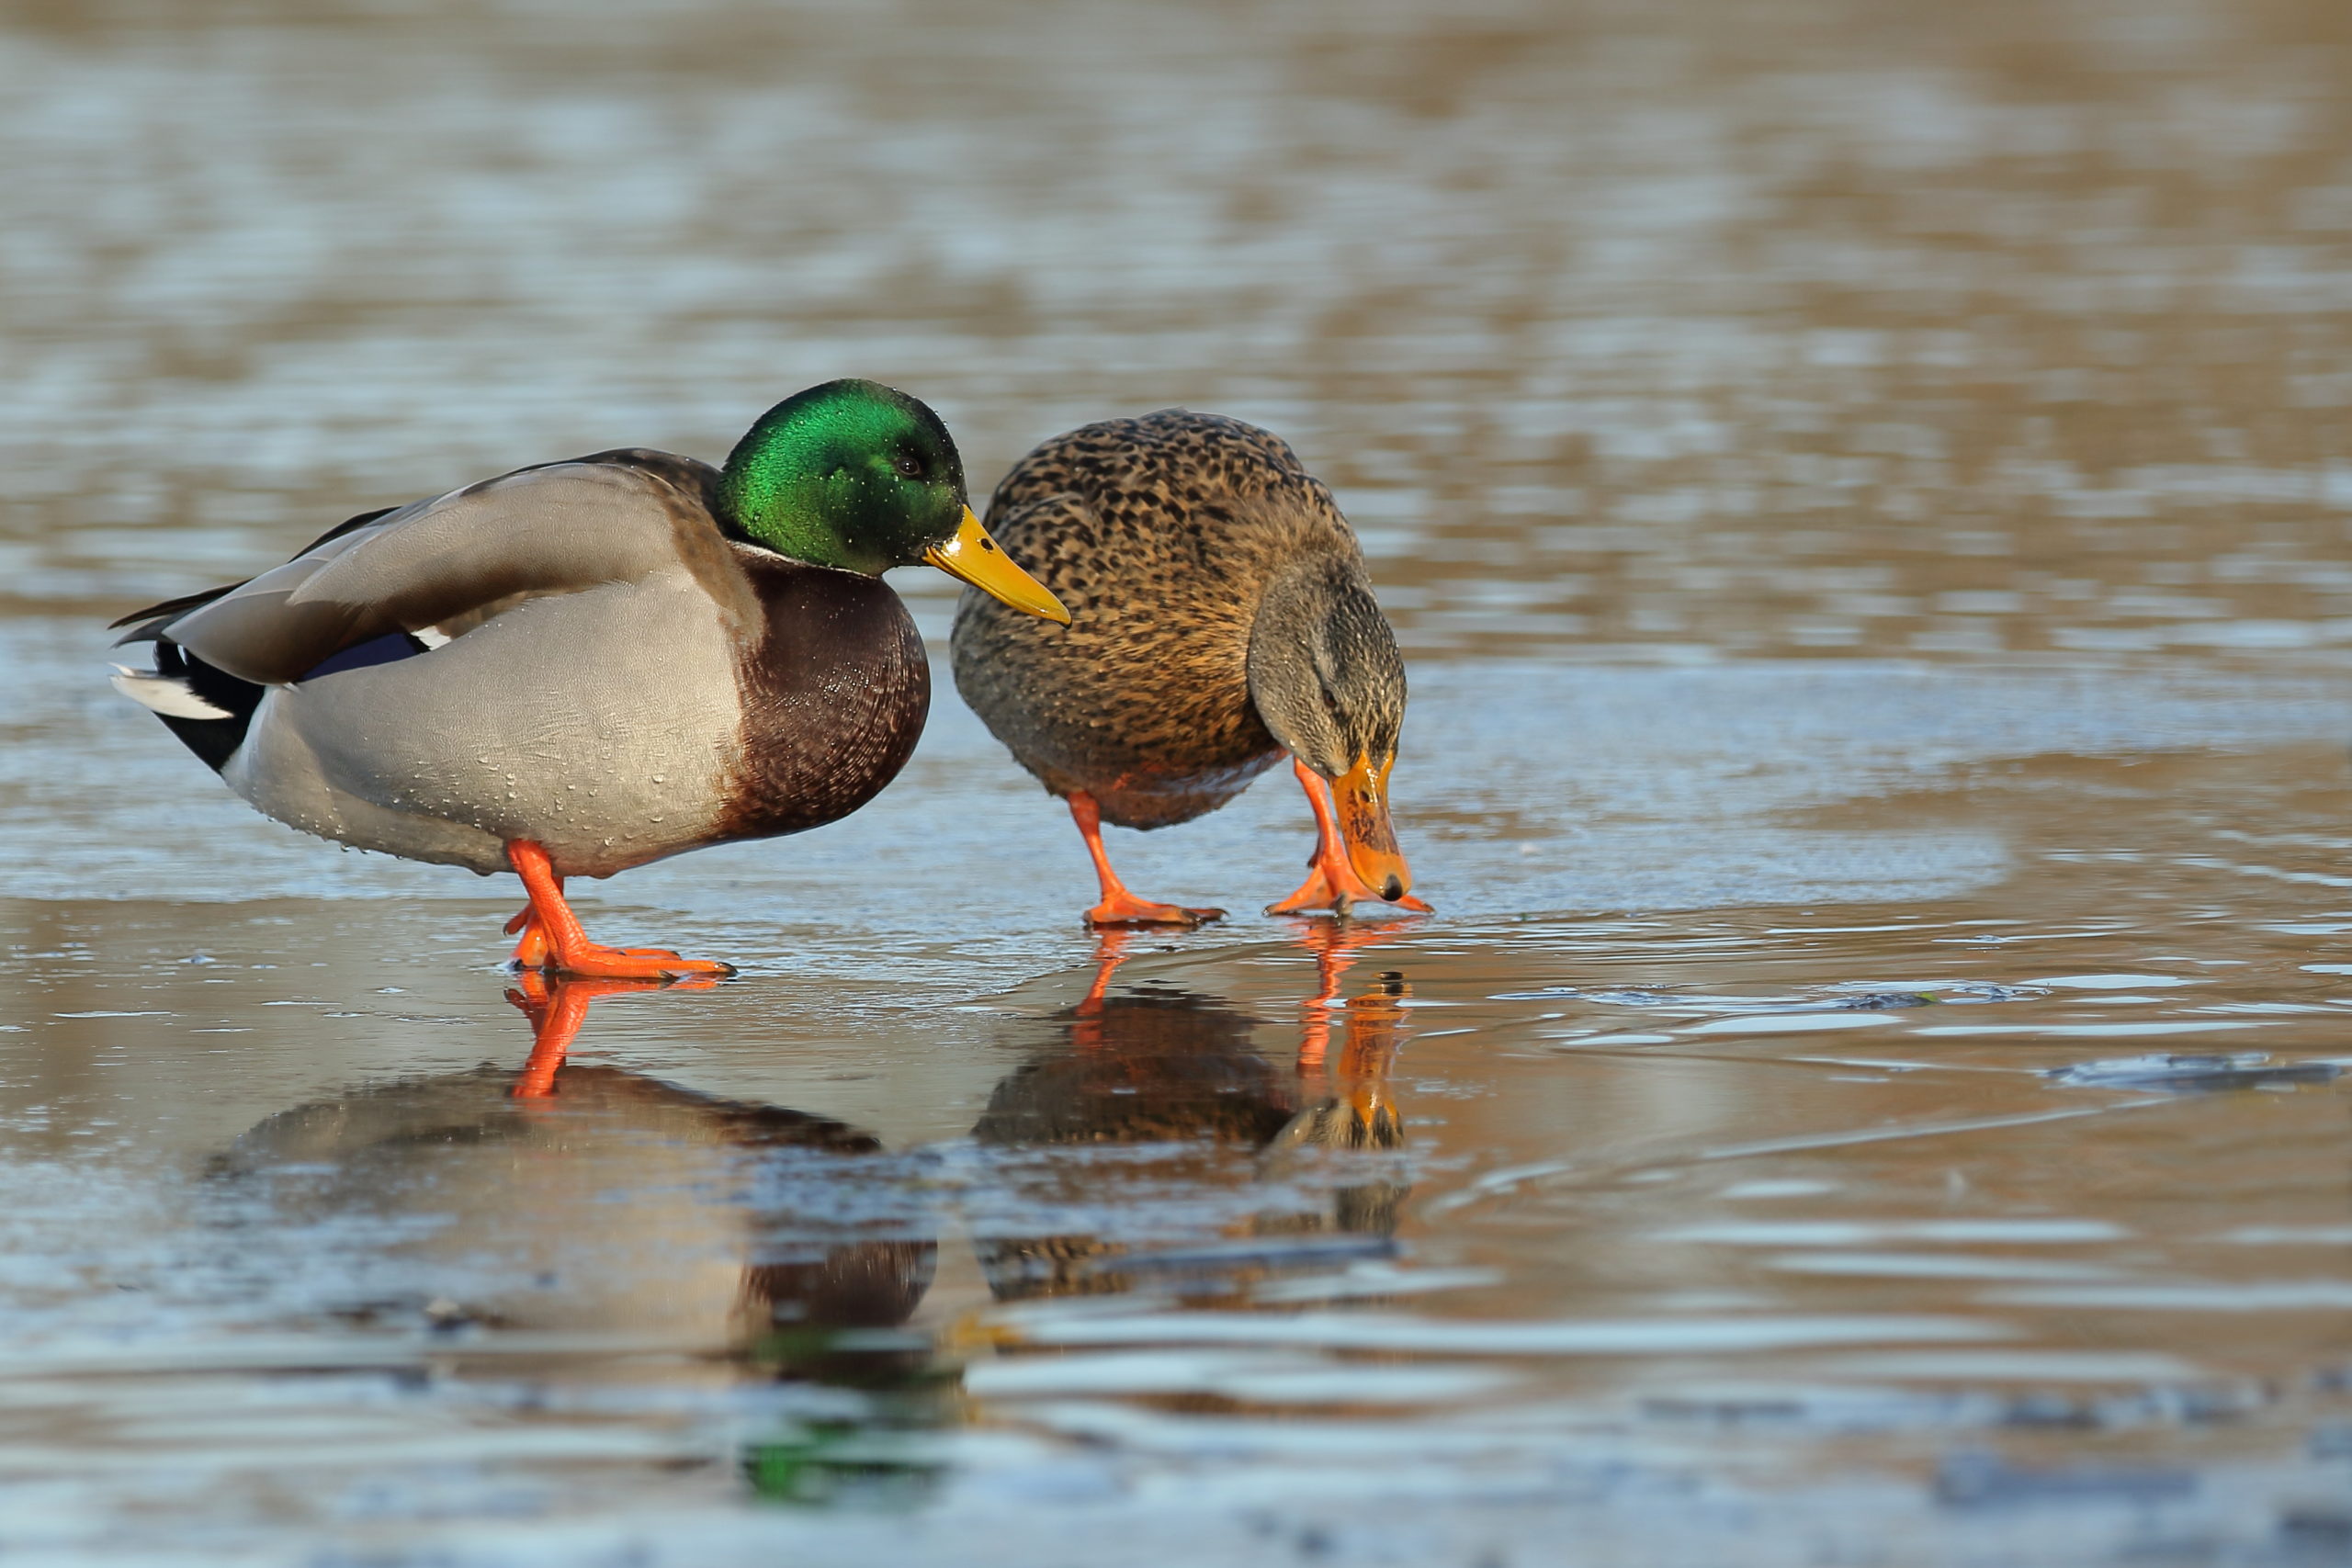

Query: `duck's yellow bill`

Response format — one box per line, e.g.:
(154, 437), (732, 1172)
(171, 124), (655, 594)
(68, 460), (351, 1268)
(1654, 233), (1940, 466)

(925, 508), (1070, 624)
(1334, 753), (1414, 903)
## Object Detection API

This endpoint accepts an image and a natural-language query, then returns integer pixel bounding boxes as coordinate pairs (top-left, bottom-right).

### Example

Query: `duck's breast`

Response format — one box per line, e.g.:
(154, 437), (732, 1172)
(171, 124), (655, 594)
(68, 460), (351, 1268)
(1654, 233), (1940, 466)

(716, 556), (930, 842)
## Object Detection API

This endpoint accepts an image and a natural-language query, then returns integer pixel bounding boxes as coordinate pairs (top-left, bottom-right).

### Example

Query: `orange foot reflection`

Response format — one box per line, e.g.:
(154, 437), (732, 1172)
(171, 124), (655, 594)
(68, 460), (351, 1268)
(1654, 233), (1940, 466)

(1069, 927), (1151, 1053)
(1077, 927), (1144, 1015)
(1273, 919), (1412, 1168)
(1291, 917), (1419, 1073)
(504, 969), (722, 1099)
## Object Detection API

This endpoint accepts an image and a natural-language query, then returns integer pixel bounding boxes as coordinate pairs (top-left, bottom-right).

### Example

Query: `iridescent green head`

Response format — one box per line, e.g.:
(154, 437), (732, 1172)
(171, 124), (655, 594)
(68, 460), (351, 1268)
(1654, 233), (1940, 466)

(716, 379), (971, 573)
(714, 379), (1070, 622)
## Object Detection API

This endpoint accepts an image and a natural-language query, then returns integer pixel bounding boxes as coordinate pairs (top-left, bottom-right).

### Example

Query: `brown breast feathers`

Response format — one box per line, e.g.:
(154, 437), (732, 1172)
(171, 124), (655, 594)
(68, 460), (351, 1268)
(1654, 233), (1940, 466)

(718, 553), (930, 842)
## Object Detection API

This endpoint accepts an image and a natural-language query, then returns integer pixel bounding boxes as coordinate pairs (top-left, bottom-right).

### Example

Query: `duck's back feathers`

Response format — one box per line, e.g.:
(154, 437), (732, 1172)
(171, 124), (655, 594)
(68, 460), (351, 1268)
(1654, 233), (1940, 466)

(107, 506), (402, 640)
(951, 410), (1364, 829)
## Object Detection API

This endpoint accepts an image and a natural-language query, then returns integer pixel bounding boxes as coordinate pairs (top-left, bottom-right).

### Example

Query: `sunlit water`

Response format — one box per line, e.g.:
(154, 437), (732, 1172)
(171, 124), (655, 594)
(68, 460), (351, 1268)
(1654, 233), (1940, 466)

(5, 1), (2352, 1563)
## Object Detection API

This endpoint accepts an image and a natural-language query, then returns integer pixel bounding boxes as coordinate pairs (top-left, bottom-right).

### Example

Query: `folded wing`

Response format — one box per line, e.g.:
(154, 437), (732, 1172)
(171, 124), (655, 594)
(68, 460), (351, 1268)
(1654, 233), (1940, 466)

(119, 455), (718, 686)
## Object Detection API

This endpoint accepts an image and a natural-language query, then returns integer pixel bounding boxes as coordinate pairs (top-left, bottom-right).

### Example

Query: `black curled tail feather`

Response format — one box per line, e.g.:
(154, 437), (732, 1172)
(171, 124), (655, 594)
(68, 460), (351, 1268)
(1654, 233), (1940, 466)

(111, 595), (266, 773)
(147, 637), (264, 773)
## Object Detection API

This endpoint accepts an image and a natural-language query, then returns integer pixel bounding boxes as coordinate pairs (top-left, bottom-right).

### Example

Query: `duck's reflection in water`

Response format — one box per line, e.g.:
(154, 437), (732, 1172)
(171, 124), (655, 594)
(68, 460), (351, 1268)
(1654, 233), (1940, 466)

(970, 922), (1414, 1302)
(214, 975), (935, 1385)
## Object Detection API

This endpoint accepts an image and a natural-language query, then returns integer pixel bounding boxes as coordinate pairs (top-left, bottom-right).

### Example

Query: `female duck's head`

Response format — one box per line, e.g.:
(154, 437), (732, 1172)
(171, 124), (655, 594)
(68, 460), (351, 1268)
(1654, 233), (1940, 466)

(718, 379), (1067, 622)
(1246, 553), (1413, 902)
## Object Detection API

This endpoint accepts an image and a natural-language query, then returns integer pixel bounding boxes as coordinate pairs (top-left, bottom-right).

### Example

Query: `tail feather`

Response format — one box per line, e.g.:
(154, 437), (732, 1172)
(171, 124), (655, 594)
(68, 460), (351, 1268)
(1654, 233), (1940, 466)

(109, 665), (234, 720)
(107, 638), (265, 773)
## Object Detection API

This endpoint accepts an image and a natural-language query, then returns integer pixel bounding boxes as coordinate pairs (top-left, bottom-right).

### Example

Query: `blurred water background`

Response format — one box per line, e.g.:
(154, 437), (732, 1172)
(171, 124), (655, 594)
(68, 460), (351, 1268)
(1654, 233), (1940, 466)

(4, 1), (2352, 1563)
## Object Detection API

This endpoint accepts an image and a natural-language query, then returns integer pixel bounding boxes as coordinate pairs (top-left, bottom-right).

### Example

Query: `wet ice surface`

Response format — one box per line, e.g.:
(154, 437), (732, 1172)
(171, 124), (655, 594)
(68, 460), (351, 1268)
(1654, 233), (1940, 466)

(9, 0), (2352, 1563)
(11, 658), (2352, 1568)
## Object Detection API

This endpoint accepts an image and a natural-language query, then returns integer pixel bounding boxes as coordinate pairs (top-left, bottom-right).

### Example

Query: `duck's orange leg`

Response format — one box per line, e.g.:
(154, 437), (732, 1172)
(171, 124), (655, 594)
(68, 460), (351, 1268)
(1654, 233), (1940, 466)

(1067, 793), (1225, 928)
(1267, 760), (1434, 917)
(505, 840), (733, 979)
(505, 895), (552, 969)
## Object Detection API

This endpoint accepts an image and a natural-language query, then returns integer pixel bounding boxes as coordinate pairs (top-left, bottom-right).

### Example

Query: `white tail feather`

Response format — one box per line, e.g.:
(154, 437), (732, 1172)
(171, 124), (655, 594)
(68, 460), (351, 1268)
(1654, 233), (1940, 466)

(109, 664), (234, 720)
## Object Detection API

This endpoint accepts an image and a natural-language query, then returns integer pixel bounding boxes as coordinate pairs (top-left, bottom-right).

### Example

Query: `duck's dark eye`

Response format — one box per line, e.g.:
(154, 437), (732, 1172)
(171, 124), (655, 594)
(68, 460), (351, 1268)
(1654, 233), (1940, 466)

(894, 455), (923, 479)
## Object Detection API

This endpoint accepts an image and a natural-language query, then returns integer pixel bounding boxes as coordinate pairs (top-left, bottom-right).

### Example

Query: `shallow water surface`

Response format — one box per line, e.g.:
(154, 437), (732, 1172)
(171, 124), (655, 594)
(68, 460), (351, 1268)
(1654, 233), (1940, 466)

(6, 1), (2352, 1564)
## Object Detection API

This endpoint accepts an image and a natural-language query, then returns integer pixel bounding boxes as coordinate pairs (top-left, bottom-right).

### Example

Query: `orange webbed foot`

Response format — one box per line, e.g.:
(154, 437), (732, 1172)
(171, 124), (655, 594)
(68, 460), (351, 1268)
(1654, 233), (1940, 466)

(1063, 793), (1224, 928)
(1271, 757), (1432, 919)
(1084, 892), (1227, 929)
(506, 906), (552, 968)
(504, 911), (729, 978)
(544, 943), (734, 981)
(501, 841), (734, 980)
(1267, 861), (1434, 918)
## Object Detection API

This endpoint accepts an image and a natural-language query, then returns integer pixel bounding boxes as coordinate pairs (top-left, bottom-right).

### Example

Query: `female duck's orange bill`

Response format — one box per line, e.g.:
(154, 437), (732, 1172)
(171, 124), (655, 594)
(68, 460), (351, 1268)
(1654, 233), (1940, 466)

(924, 508), (1070, 624)
(1333, 753), (1413, 902)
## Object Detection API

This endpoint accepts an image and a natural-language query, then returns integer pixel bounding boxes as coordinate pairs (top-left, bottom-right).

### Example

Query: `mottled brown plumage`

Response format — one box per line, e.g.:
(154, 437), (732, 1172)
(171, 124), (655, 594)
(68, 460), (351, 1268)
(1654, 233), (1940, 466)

(952, 413), (1329, 827)
(951, 410), (1425, 922)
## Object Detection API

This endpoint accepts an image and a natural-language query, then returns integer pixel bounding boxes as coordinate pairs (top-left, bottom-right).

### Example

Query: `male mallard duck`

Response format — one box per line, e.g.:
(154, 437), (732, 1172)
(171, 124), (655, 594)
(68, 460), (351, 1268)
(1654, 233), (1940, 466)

(110, 379), (1068, 976)
(950, 410), (1430, 925)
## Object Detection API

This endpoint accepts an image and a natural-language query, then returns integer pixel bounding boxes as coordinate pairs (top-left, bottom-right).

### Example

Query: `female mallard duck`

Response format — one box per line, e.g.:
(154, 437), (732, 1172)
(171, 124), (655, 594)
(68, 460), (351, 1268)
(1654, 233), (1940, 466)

(110, 379), (1068, 977)
(950, 410), (1430, 926)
